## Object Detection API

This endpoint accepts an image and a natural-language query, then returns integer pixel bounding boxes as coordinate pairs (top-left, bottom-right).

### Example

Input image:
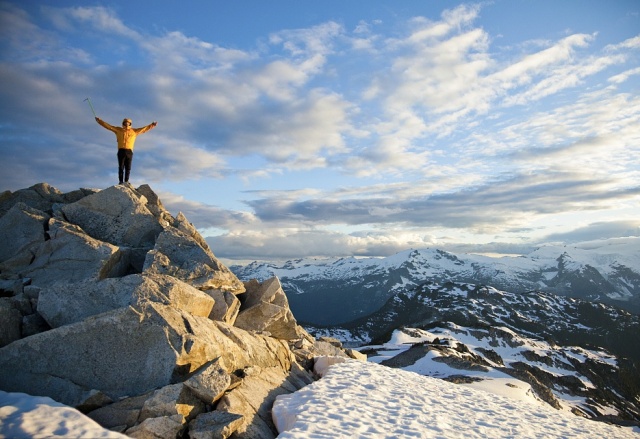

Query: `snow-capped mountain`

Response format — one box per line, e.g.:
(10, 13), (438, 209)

(231, 238), (640, 325)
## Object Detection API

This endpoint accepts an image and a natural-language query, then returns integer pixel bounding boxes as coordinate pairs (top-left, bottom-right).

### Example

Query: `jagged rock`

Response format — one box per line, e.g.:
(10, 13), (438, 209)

(287, 362), (316, 388)
(216, 366), (307, 439)
(0, 203), (49, 263)
(60, 185), (163, 248)
(312, 340), (350, 359)
(135, 184), (174, 226)
(0, 183), (64, 217)
(87, 393), (152, 429)
(503, 364), (563, 409)
(241, 277), (287, 309)
(0, 299), (21, 347)
(143, 227), (244, 294)
(188, 411), (244, 439)
(205, 289), (240, 324)
(126, 414), (184, 439)
(37, 274), (215, 329)
(173, 211), (209, 252)
(0, 218), (127, 286)
(345, 348), (368, 361)
(432, 355), (490, 372)
(184, 359), (231, 404)
(0, 302), (293, 407)
(139, 383), (205, 423)
(235, 277), (304, 340)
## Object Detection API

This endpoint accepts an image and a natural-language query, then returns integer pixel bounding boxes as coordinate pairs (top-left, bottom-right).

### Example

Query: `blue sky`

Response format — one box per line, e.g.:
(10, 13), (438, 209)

(1, 0), (639, 263)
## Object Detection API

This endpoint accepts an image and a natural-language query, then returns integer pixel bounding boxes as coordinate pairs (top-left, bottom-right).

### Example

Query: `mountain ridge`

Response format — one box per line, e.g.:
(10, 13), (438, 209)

(232, 239), (640, 324)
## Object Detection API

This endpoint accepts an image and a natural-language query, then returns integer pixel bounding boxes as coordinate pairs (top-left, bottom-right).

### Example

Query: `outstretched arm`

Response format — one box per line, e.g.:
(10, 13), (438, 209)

(134, 121), (158, 134)
(95, 117), (118, 132)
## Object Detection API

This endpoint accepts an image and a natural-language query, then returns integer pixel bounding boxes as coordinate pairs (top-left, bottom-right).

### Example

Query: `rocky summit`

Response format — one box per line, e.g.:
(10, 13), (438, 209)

(0, 183), (362, 439)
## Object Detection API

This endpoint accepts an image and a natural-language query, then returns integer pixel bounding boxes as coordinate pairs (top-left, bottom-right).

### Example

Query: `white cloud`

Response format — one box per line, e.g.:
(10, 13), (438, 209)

(609, 66), (640, 83)
(269, 21), (344, 57)
(63, 6), (141, 41)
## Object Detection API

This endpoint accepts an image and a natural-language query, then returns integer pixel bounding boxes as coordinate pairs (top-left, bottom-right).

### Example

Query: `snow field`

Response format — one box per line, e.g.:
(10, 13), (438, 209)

(272, 358), (639, 438)
(0, 391), (127, 439)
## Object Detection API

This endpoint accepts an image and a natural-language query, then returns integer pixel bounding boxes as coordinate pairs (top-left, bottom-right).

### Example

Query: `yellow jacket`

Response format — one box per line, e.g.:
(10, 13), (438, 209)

(96, 118), (156, 151)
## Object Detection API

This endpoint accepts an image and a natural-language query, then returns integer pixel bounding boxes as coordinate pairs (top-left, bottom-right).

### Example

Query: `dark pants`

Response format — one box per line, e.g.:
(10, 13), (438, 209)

(117, 149), (134, 183)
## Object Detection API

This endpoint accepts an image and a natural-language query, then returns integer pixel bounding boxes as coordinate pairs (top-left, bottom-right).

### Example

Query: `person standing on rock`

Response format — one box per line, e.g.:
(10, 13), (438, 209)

(95, 117), (157, 185)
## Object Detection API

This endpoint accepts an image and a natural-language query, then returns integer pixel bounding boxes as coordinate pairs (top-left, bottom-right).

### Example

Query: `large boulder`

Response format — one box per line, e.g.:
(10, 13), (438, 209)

(0, 302), (293, 407)
(0, 203), (49, 263)
(60, 185), (163, 248)
(143, 227), (245, 294)
(0, 218), (126, 286)
(235, 277), (304, 340)
(37, 274), (215, 328)
(216, 366), (312, 438)
(184, 358), (232, 405)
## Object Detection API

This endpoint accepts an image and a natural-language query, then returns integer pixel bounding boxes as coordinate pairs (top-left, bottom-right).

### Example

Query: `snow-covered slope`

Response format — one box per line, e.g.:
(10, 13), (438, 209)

(232, 238), (640, 324)
(360, 325), (638, 423)
(0, 391), (127, 438)
(272, 358), (640, 438)
(306, 280), (640, 426)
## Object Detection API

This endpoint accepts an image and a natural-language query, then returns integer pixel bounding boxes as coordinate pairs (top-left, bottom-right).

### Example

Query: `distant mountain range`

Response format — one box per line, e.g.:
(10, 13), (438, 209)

(234, 244), (640, 425)
(231, 238), (640, 325)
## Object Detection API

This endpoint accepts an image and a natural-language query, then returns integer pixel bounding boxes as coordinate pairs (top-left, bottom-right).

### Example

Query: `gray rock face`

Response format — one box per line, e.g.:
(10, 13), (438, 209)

(138, 383), (205, 423)
(235, 277), (304, 340)
(0, 183), (65, 216)
(37, 273), (215, 328)
(184, 359), (231, 404)
(188, 411), (244, 439)
(126, 415), (184, 439)
(0, 203), (49, 263)
(60, 185), (163, 248)
(0, 299), (22, 347)
(0, 218), (125, 285)
(217, 366), (311, 439)
(143, 227), (245, 294)
(86, 393), (151, 429)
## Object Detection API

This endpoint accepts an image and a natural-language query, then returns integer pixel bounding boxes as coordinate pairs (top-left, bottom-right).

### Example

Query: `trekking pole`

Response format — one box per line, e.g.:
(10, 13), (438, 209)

(84, 97), (97, 117)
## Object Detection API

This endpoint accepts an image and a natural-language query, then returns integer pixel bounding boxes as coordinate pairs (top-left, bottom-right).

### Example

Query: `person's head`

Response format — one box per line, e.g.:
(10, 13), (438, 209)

(122, 118), (132, 127)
